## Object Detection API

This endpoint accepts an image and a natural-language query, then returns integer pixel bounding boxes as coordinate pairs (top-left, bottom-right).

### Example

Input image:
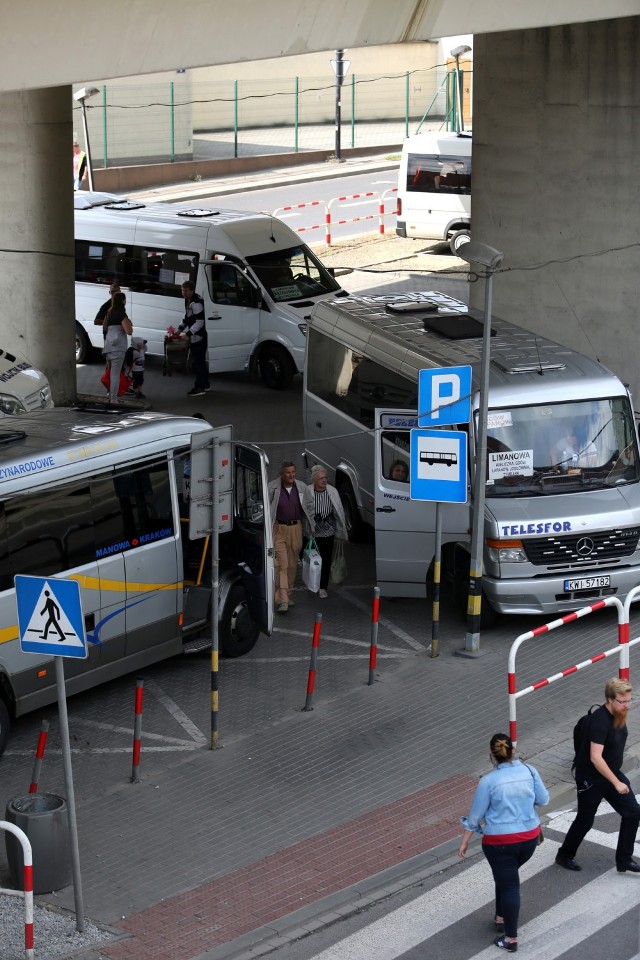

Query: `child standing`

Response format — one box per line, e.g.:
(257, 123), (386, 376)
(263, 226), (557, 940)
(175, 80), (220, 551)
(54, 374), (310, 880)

(125, 337), (147, 399)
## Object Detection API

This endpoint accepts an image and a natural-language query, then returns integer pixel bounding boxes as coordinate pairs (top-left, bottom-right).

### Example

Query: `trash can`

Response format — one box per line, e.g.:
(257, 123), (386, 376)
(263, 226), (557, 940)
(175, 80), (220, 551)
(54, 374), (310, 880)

(5, 793), (71, 894)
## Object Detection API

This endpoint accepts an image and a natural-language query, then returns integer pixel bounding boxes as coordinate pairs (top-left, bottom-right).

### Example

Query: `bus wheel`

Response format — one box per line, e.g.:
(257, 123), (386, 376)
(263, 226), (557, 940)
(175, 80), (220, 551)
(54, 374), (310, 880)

(338, 480), (366, 543)
(76, 323), (92, 364)
(449, 230), (471, 255)
(259, 346), (295, 390)
(0, 697), (10, 756)
(220, 584), (260, 658)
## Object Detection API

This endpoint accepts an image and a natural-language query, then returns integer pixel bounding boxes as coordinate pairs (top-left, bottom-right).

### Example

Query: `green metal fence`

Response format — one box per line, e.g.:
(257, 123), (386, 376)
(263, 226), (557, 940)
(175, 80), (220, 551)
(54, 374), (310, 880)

(72, 67), (469, 169)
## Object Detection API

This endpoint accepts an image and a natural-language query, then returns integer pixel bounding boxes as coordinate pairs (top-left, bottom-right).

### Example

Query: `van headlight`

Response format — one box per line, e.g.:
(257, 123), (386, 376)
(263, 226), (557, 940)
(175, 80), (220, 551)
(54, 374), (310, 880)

(487, 539), (527, 563)
(298, 323), (307, 337)
(0, 394), (26, 415)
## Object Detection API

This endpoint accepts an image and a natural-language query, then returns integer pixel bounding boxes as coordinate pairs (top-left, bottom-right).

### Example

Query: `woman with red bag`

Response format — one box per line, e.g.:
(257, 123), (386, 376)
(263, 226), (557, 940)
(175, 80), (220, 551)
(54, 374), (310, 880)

(102, 292), (132, 406)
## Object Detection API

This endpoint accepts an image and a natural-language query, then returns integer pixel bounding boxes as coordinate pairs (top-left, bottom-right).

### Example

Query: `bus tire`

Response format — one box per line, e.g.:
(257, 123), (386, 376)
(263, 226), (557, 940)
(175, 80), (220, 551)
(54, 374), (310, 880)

(0, 697), (10, 757)
(76, 323), (92, 365)
(449, 230), (471, 255)
(259, 346), (295, 390)
(220, 584), (260, 658)
(338, 480), (366, 543)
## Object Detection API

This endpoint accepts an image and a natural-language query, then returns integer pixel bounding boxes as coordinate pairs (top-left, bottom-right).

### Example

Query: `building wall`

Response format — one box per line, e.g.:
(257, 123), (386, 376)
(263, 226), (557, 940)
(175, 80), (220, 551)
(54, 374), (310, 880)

(472, 16), (640, 400)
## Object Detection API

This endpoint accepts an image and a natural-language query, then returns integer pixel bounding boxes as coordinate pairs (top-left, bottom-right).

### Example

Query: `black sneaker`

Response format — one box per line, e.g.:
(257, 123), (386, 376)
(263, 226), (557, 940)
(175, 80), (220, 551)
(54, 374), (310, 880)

(187, 388), (206, 397)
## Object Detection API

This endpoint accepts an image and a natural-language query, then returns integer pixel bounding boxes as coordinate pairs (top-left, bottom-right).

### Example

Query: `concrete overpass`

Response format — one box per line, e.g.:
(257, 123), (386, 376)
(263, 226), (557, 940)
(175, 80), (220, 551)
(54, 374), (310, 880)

(1, 1), (639, 401)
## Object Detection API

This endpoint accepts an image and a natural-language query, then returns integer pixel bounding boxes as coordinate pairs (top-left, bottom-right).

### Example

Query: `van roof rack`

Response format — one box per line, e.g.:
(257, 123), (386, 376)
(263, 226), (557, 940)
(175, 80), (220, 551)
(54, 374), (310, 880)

(177, 209), (220, 218)
(104, 201), (146, 211)
(422, 312), (494, 340)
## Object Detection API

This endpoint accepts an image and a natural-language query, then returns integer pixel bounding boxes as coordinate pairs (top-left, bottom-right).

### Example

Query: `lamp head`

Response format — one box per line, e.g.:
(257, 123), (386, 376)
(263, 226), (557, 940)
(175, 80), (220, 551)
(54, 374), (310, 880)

(73, 86), (99, 103)
(458, 241), (504, 271)
(450, 44), (472, 58)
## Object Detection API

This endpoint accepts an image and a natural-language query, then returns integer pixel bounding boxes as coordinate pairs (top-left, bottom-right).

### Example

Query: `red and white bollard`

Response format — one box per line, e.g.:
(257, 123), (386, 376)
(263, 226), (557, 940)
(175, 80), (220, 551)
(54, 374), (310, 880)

(368, 587), (380, 685)
(303, 614), (323, 711)
(28, 720), (49, 794)
(131, 677), (144, 783)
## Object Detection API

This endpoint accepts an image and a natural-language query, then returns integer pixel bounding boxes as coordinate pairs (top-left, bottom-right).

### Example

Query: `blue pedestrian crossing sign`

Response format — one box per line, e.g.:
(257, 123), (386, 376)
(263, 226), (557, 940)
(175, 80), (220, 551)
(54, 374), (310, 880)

(15, 576), (87, 659)
(410, 429), (468, 503)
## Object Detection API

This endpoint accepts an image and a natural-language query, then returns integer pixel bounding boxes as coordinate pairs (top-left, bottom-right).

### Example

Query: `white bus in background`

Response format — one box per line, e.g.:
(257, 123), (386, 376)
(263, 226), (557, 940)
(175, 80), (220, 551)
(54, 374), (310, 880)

(0, 408), (274, 755)
(395, 131), (472, 254)
(303, 291), (640, 624)
(74, 193), (348, 389)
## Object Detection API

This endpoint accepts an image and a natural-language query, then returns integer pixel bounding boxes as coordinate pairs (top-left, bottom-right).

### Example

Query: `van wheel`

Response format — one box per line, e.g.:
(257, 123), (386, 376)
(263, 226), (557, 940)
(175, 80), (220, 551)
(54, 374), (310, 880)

(259, 346), (295, 390)
(0, 697), (10, 757)
(450, 230), (471, 255)
(220, 584), (260, 658)
(76, 323), (92, 364)
(338, 481), (366, 543)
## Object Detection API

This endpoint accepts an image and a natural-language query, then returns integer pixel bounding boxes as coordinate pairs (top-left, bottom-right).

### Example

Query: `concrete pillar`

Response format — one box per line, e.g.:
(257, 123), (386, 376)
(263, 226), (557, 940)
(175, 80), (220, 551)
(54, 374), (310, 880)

(472, 17), (640, 399)
(0, 86), (76, 405)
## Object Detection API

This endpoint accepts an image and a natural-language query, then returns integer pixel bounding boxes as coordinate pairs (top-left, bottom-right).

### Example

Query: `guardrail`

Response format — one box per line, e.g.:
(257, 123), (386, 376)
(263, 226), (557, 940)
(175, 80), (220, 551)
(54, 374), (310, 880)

(0, 820), (34, 959)
(508, 589), (640, 746)
(273, 187), (398, 245)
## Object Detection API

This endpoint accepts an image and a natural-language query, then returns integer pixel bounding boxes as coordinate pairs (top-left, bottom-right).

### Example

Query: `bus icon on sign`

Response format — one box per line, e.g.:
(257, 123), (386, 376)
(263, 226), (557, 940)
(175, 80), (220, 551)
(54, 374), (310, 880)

(420, 450), (458, 468)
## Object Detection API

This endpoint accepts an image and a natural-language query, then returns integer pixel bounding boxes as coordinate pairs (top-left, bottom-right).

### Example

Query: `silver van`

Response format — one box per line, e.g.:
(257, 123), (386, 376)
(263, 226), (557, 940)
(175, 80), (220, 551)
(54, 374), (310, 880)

(303, 291), (640, 619)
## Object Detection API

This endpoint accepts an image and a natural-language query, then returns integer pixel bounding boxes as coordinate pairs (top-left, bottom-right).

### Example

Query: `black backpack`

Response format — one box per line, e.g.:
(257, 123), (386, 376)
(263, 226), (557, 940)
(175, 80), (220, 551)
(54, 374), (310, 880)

(571, 704), (600, 773)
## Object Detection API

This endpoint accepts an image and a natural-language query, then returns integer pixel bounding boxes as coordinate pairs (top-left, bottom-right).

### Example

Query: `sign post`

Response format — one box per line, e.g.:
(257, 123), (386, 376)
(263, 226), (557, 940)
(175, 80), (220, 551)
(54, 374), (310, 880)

(15, 575), (86, 932)
(413, 366), (471, 655)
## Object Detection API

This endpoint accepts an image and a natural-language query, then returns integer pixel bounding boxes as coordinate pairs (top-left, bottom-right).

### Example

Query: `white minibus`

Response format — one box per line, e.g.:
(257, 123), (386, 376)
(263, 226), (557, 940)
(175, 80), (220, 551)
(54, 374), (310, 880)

(0, 407), (273, 754)
(395, 131), (471, 253)
(74, 193), (348, 389)
(303, 291), (640, 622)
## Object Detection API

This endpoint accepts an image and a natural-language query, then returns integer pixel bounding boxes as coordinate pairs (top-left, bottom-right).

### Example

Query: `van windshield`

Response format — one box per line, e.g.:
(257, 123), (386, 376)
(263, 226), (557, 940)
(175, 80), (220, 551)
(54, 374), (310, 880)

(246, 245), (340, 303)
(482, 397), (640, 497)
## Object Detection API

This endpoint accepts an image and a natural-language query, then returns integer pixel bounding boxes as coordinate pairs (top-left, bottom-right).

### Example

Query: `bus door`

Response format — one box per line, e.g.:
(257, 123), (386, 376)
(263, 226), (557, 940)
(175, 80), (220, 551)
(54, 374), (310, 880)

(229, 443), (274, 636)
(374, 409), (469, 598)
(204, 258), (262, 372)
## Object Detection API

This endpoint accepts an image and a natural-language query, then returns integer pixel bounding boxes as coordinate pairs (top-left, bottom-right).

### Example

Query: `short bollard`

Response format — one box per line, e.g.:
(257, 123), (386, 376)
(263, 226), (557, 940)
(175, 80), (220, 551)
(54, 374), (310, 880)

(28, 720), (49, 794)
(131, 677), (144, 783)
(303, 614), (323, 711)
(368, 587), (380, 685)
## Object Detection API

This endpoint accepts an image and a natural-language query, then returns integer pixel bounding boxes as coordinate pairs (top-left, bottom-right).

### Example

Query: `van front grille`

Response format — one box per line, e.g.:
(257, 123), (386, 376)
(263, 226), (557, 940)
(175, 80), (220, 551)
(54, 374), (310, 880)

(523, 527), (640, 566)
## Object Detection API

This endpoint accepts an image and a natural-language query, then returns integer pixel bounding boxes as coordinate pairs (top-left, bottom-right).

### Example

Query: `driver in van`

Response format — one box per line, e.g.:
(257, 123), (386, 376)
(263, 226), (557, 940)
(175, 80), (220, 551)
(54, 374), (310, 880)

(551, 426), (597, 469)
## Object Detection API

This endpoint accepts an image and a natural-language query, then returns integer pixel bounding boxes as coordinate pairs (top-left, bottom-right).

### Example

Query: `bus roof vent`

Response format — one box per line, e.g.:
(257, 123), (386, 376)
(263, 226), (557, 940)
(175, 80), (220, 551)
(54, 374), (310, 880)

(104, 201), (146, 211)
(493, 359), (566, 374)
(0, 430), (27, 446)
(177, 209), (219, 218)
(422, 312), (495, 340)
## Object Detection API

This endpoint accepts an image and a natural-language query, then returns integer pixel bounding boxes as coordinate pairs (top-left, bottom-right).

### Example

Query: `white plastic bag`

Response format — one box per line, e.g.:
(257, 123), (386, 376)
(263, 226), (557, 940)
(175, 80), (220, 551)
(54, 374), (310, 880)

(330, 540), (347, 584)
(302, 538), (322, 593)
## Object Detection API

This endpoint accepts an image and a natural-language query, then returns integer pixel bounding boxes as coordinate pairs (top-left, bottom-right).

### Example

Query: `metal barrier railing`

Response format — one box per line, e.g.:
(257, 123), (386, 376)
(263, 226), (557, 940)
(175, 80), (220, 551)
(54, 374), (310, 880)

(0, 820), (34, 959)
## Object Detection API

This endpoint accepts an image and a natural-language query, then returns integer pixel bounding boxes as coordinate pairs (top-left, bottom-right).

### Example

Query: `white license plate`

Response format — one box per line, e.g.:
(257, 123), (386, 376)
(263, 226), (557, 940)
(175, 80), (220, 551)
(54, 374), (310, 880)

(564, 575), (611, 592)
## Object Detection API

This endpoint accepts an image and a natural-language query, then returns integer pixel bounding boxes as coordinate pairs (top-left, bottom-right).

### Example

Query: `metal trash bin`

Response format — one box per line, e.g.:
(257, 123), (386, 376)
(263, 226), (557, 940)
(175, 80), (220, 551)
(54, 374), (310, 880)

(5, 793), (71, 894)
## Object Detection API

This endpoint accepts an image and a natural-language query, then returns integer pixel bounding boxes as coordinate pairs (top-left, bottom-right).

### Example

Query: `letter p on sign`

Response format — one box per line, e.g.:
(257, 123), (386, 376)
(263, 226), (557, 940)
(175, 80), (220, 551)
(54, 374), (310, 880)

(418, 365), (472, 427)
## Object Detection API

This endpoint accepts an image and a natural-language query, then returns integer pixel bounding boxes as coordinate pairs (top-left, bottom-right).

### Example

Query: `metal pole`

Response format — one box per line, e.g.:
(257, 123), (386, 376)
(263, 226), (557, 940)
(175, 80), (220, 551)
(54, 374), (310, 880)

(210, 438), (220, 749)
(101, 85), (108, 169)
(303, 614), (322, 711)
(294, 76), (299, 153)
(334, 49), (343, 162)
(233, 80), (238, 159)
(170, 81), (175, 163)
(54, 657), (85, 932)
(454, 58), (462, 132)
(405, 71), (410, 140)
(131, 677), (144, 783)
(80, 101), (94, 191)
(431, 503), (442, 657)
(368, 586), (380, 684)
(462, 251), (503, 655)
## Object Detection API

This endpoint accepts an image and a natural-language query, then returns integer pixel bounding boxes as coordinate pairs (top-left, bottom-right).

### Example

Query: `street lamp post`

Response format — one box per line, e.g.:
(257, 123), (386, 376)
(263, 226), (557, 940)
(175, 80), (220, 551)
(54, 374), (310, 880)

(450, 44), (471, 132)
(330, 50), (351, 162)
(458, 241), (504, 656)
(73, 86), (100, 191)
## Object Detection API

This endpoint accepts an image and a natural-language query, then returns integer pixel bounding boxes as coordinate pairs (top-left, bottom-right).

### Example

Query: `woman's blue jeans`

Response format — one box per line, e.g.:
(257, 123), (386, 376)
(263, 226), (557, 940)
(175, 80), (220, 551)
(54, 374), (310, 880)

(482, 837), (538, 938)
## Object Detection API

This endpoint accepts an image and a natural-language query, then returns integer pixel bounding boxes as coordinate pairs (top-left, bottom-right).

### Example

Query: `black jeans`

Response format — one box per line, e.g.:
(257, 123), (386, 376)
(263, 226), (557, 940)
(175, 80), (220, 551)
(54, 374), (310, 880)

(558, 770), (640, 864)
(482, 838), (538, 939)
(315, 535), (335, 590)
(190, 338), (209, 390)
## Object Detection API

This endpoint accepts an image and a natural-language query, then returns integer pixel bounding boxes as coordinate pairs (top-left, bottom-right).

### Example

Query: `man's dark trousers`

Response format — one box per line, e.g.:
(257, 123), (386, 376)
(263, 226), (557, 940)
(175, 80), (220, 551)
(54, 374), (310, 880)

(558, 770), (640, 865)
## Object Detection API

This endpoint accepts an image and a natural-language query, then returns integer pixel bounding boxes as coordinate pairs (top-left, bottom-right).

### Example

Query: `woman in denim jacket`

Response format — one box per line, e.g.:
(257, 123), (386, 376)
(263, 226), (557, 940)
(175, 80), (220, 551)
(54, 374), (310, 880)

(459, 732), (549, 953)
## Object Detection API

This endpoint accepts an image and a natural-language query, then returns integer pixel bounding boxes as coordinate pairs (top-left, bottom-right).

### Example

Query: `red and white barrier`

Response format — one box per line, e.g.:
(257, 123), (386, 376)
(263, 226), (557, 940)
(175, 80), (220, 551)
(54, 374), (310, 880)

(28, 719), (49, 794)
(273, 188), (399, 245)
(368, 586), (380, 685)
(507, 592), (640, 746)
(0, 820), (34, 958)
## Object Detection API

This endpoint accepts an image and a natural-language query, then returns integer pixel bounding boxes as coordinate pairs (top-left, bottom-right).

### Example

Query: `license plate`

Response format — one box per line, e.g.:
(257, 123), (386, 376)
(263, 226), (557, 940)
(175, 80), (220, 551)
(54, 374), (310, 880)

(564, 575), (611, 592)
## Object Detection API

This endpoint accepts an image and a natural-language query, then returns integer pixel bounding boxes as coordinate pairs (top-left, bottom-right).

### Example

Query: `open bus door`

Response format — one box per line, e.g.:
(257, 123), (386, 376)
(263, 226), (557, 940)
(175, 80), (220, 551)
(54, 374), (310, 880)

(374, 409), (469, 598)
(232, 442), (274, 638)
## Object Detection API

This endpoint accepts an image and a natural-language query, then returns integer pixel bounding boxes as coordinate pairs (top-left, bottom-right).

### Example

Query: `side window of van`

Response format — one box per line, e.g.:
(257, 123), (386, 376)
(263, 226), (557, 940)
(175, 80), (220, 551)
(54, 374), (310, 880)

(75, 241), (132, 287)
(208, 261), (257, 308)
(132, 247), (198, 297)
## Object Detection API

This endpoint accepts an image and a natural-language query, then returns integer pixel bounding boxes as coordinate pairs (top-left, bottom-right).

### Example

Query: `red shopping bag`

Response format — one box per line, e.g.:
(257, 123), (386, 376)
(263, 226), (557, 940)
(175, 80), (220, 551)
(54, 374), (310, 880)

(100, 366), (132, 397)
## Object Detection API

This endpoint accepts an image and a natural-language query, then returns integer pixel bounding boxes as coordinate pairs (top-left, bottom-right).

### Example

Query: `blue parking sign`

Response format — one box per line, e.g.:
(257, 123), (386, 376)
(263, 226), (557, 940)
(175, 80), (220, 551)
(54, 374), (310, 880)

(418, 366), (472, 427)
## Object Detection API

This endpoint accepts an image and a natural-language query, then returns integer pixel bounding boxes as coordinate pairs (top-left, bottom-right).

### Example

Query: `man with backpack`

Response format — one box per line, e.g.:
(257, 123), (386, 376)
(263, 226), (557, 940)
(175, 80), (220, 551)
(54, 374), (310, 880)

(556, 678), (640, 873)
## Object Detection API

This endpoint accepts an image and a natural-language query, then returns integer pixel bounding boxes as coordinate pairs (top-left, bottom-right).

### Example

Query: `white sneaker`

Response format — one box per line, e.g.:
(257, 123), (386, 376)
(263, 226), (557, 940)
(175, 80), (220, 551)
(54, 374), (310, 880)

(319, 589), (328, 599)
(277, 602), (288, 613)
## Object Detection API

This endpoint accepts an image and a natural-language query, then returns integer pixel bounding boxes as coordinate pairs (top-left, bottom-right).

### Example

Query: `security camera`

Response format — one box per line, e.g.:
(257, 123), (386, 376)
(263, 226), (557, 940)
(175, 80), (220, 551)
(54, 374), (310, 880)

(450, 44), (472, 58)
(73, 86), (100, 103)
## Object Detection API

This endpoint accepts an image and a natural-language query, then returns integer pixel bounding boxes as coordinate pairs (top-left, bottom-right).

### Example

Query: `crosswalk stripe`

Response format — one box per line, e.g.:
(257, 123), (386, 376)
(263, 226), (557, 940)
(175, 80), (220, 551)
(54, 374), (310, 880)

(308, 840), (561, 960)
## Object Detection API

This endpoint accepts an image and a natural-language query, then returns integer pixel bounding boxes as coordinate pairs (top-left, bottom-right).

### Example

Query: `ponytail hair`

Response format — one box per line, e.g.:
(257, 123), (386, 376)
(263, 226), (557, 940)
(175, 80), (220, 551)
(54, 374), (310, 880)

(490, 732), (514, 764)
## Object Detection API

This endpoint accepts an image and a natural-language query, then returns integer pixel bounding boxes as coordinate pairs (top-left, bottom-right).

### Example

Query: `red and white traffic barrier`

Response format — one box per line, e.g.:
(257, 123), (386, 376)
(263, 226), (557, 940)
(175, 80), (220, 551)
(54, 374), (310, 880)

(506, 594), (640, 746)
(131, 677), (144, 783)
(368, 586), (380, 685)
(28, 719), (49, 794)
(303, 614), (323, 712)
(0, 820), (34, 958)
(273, 201), (329, 241)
